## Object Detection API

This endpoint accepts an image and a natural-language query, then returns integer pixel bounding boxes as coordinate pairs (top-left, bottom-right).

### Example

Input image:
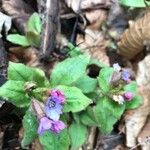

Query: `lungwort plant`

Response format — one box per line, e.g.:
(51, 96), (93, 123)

(0, 51), (142, 149)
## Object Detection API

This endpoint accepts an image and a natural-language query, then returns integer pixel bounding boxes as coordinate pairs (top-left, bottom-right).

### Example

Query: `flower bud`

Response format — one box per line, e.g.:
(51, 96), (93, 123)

(124, 92), (133, 101)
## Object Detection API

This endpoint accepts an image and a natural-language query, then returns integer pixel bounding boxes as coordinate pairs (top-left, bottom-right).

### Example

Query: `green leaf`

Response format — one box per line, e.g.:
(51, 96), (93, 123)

(74, 75), (97, 93)
(50, 55), (90, 86)
(26, 31), (41, 47)
(8, 62), (48, 87)
(81, 107), (98, 126)
(67, 43), (83, 57)
(57, 85), (92, 112)
(7, 34), (30, 46)
(0, 80), (30, 107)
(123, 81), (137, 93)
(27, 13), (42, 33)
(69, 122), (87, 150)
(31, 87), (49, 101)
(39, 129), (70, 150)
(126, 95), (143, 109)
(119, 0), (150, 7)
(98, 67), (114, 93)
(95, 97), (125, 134)
(21, 111), (38, 148)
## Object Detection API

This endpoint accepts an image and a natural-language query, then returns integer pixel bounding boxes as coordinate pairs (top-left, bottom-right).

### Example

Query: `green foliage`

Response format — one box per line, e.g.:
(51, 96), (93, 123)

(81, 107), (98, 126)
(126, 95), (143, 109)
(98, 67), (114, 93)
(7, 34), (30, 46)
(8, 62), (48, 87)
(74, 75), (97, 93)
(95, 97), (125, 134)
(21, 111), (38, 148)
(39, 129), (70, 150)
(57, 85), (92, 112)
(123, 81), (137, 93)
(0, 80), (30, 107)
(119, 0), (150, 7)
(0, 44), (143, 149)
(67, 43), (83, 57)
(50, 55), (90, 86)
(27, 12), (42, 33)
(7, 13), (41, 47)
(69, 122), (87, 150)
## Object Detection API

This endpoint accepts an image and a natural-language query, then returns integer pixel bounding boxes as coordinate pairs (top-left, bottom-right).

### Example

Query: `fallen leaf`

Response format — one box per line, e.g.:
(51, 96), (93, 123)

(65, 0), (112, 13)
(124, 55), (150, 148)
(85, 9), (107, 30)
(77, 29), (110, 65)
(0, 12), (12, 37)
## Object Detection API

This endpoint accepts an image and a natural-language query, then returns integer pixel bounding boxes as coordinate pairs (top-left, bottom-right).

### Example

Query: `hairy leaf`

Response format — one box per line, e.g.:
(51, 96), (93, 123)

(7, 34), (30, 46)
(98, 67), (114, 93)
(27, 13), (42, 33)
(21, 111), (38, 148)
(74, 75), (97, 93)
(39, 129), (70, 150)
(8, 62), (48, 87)
(95, 97), (125, 134)
(0, 80), (30, 107)
(69, 122), (87, 150)
(50, 55), (90, 86)
(57, 85), (92, 112)
(126, 95), (143, 109)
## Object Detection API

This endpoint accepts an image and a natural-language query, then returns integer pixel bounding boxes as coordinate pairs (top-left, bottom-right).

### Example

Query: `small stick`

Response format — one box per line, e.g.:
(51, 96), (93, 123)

(38, 0), (59, 61)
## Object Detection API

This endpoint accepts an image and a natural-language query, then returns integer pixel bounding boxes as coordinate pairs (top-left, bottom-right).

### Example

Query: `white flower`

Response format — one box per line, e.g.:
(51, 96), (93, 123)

(113, 63), (121, 72)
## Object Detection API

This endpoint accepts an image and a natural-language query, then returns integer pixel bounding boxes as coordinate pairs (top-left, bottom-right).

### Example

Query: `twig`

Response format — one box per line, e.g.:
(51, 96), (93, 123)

(0, 38), (8, 102)
(38, 0), (59, 61)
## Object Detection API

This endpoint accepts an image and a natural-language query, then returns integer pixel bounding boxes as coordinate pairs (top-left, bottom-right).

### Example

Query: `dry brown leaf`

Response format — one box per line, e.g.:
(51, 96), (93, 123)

(76, 29), (110, 65)
(9, 47), (40, 67)
(85, 9), (107, 30)
(117, 11), (150, 59)
(65, 0), (111, 13)
(2, 0), (34, 33)
(138, 116), (150, 150)
(124, 55), (150, 148)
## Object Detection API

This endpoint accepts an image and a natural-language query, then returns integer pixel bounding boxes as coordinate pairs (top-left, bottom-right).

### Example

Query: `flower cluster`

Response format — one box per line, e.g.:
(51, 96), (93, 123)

(32, 89), (66, 135)
(112, 63), (134, 104)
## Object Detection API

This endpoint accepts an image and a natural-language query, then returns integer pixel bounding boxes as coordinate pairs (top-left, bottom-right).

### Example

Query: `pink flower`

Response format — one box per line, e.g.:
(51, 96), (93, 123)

(51, 89), (65, 104)
(38, 117), (52, 135)
(50, 120), (66, 133)
(38, 117), (66, 135)
(124, 92), (133, 101)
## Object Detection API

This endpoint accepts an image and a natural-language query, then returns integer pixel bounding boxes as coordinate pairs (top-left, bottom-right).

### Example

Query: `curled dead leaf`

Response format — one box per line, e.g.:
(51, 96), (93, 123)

(117, 11), (150, 59)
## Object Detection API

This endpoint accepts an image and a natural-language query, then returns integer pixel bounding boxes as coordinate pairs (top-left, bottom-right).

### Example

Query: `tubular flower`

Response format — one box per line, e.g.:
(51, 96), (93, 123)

(50, 120), (66, 133)
(38, 117), (52, 135)
(51, 89), (65, 104)
(45, 96), (63, 121)
(121, 70), (131, 82)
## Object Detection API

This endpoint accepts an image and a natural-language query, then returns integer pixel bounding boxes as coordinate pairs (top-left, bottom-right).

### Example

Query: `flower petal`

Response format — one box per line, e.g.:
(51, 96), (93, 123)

(50, 120), (66, 133)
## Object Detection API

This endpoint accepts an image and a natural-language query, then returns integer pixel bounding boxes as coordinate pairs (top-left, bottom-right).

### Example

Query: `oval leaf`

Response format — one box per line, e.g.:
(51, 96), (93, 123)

(57, 85), (92, 112)
(50, 55), (90, 86)
(21, 111), (38, 148)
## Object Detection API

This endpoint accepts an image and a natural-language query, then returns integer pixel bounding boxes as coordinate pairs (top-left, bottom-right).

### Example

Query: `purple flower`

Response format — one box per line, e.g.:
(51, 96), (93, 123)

(124, 92), (133, 101)
(121, 71), (131, 82)
(45, 96), (62, 121)
(38, 117), (52, 135)
(51, 89), (65, 104)
(37, 117), (66, 135)
(50, 120), (66, 133)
